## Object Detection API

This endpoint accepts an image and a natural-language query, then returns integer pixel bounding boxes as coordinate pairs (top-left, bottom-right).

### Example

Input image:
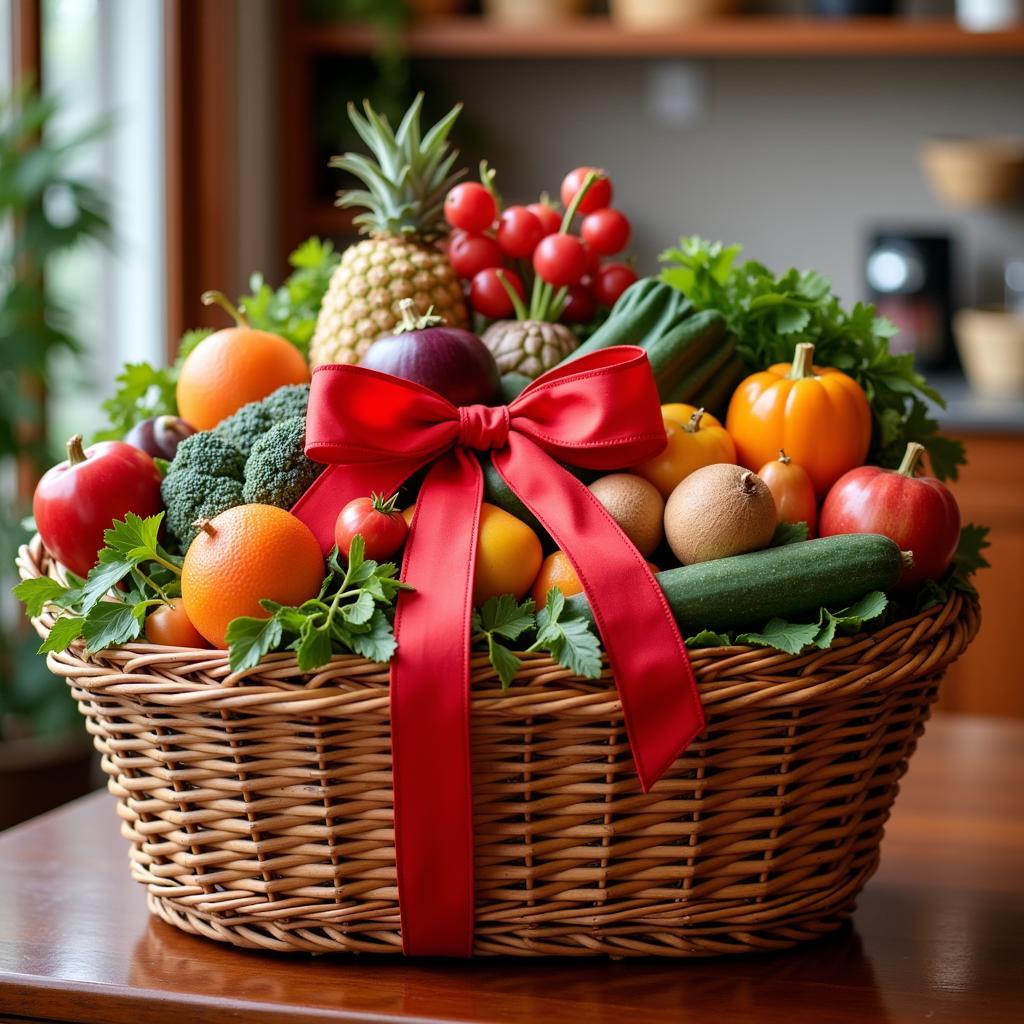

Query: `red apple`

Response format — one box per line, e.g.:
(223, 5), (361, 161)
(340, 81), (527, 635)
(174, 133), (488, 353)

(819, 442), (960, 588)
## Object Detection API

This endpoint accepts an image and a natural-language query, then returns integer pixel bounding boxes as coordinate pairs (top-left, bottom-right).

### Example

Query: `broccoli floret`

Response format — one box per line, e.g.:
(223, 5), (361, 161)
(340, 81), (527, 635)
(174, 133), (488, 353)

(242, 415), (324, 509)
(214, 383), (310, 456)
(161, 432), (246, 549)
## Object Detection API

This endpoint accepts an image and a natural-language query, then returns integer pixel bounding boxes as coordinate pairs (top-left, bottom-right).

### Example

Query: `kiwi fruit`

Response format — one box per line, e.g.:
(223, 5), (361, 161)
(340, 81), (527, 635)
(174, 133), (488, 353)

(588, 473), (665, 557)
(664, 463), (777, 565)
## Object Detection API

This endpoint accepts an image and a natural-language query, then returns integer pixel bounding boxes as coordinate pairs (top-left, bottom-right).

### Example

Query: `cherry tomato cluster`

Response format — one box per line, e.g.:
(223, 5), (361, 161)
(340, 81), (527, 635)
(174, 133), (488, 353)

(443, 166), (639, 323)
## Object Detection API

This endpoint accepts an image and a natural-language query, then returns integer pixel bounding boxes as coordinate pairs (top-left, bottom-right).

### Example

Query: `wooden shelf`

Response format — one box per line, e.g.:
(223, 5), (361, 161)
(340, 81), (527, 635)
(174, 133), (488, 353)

(295, 17), (1024, 59)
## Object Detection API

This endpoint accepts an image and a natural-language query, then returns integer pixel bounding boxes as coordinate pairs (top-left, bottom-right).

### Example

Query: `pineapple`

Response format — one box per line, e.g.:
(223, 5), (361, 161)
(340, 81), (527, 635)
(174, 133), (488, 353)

(310, 95), (469, 367)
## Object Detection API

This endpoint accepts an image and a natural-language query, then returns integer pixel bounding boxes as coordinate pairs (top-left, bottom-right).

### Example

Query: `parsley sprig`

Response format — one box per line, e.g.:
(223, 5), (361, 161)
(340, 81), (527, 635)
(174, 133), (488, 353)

(472, 589), (604, 688)
(659, 236), (965, 481)
(225, 535), (410, 673)
(14, 512), (183, 655)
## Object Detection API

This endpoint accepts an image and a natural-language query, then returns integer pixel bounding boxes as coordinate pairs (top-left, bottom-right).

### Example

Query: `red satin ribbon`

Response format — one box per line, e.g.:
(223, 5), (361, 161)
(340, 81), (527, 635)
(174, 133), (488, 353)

(292, 346), (705, 957)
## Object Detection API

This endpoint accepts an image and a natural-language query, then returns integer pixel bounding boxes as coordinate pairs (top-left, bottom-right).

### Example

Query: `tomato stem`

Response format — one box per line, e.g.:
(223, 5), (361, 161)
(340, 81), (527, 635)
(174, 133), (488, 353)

(201, 290), (249, 329)
(683, 408), (706, 434)
(371, 491), (402, 516)
(479, 160), (503, 215)
(495, 270), (529, 322)
(66, 434), (87, 466)
(788, 342), (815, 381)
(897, 441), (926, 478)
(778, 449), (790, 464)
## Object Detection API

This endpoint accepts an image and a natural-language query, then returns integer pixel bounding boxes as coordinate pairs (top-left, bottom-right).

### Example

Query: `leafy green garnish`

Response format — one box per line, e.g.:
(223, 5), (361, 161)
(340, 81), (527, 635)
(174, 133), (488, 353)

(687, 591), (889, 655)
(472, 589), (605, 688)
(13, 513), (182, 655)
(659, 236), (965, 481)
(770, 521), (809, 547)
(917, 523), (991, 609)
(224, 536), (410, 673)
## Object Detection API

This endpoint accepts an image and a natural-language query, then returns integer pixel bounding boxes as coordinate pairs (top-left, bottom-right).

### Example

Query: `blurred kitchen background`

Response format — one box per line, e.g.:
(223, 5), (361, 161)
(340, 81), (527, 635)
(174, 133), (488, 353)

(1, 0), (1022, 826)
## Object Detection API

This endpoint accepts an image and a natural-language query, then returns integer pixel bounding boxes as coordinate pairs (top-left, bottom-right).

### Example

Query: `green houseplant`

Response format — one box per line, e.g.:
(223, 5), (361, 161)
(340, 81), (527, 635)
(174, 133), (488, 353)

(0, 84), (110, 829)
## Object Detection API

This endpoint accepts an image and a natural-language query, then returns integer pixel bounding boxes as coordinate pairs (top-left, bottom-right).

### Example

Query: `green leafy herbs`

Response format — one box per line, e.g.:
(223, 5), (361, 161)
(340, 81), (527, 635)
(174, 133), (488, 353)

(94, 237), (337, 440)
(686, 591), (889, 656)
(770, 520), (809, 547)
(224, 535), (410, 673)
(13, 513), (182, 655)
(659, 236), (965, 481)
(472, 589), (604, 689)
(917, 522), (991, 609)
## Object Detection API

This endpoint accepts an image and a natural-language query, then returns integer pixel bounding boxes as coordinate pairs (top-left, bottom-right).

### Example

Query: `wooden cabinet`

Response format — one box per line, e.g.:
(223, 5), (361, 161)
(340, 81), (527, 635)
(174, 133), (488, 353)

(937, 434), (1024, 718)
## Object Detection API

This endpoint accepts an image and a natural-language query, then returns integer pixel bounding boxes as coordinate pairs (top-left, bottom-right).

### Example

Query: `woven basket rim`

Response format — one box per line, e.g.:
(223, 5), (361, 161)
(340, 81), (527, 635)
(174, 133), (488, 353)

(15, 533), (979, 715)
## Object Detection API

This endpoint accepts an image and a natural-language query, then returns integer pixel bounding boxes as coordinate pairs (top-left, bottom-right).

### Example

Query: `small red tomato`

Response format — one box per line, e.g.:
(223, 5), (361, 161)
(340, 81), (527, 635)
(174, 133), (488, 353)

(581, 208), (631, 256)
(533, 234), (588, 288)
(470, 267), (525, 319)
(757, 450), (818, 537)
(334, 493), (409, 563)
(560, 167), (613, 216)
(560, 283), (597, 324)
(526, 201), (562, 237)
(448, 231), (504, 280)
(497, 206), (544, 259)
(595, 262), (638, 307)
(580, 240), (601, 276)
(819, 442), (960, 588)
(145, 598), (209, 648)
(444, 183), (497, 233)
(33, 435), (163, 578)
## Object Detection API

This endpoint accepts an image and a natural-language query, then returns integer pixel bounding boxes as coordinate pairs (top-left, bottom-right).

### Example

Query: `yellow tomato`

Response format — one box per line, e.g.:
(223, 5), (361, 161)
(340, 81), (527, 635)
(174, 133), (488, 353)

(475, 503), (543, 605)
(632, 404), (737, 498)
(531, 550), (583, 608)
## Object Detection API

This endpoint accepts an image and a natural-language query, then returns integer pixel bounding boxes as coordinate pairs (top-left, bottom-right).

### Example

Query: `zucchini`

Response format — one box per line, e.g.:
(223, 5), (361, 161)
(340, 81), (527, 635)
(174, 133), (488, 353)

(662, 336), (738, 405)
(481, 456), (588, 536)
(687, 349), (747, 418)
(564, 534), (906, 634)
(563, 279), (694, 362)
(644, 310), (726, 401)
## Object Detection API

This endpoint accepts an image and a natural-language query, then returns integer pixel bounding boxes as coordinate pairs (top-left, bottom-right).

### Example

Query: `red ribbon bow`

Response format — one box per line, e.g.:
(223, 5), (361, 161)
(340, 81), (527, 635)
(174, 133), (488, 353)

(292, 346), (705, 957)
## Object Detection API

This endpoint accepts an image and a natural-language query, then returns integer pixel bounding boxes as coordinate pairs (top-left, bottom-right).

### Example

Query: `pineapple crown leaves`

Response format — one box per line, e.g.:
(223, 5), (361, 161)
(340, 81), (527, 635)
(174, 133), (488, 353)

(330, 93), (465, 240)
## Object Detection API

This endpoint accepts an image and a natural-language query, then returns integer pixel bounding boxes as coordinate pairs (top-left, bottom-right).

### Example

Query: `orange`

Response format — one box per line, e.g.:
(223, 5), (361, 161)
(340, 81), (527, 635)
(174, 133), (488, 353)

(145, 598), (209, 648)
(176, 292), (309, 430)
(474, 503), (543, 606)
(531, 551), (583, 608)
(182, 503), (324, 648)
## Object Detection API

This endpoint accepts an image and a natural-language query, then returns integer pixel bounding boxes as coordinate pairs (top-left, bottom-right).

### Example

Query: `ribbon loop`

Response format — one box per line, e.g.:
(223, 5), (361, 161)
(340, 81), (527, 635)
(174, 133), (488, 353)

(458, 403), (509, 451)
(292, 345), (706, 958)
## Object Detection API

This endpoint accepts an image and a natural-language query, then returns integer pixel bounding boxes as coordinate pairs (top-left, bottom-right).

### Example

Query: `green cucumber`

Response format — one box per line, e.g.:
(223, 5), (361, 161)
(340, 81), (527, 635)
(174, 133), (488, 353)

(687, 349), (747, 417)
(563, 279), (694, 362)
(500, 372), (532, 403)
(481, 456), (588, 536)
(564, 535), (907, 634)
(662, 337), (738, 405)
(646, 311), (727, 401)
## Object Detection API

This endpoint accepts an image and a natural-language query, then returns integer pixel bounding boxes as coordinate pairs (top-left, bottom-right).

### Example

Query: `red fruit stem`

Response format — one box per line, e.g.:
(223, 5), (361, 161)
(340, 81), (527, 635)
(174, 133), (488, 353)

(478, 159), (503, 215)
(495, 270), (529, 322)
(531, 170), (597, 323)
(201, 290), (249, 329)
(684, 408), (706, 434)
(66, 434), (87, 466)
(788, 342), (815, 381)
(897, 441), (926, 478)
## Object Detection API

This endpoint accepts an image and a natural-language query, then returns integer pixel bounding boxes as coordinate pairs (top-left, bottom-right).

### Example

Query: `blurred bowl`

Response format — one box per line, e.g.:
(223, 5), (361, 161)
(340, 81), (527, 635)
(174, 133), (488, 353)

(482, 0), (585, 25)
(954, 308), (1024, 398)
(919, 136), (1024, 209)
(609, 0), (740, 28)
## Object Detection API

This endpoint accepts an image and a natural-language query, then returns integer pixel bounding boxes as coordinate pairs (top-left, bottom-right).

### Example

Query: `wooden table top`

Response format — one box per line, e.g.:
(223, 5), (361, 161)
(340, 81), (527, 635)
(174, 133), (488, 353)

(0, 713), (1021, 1024)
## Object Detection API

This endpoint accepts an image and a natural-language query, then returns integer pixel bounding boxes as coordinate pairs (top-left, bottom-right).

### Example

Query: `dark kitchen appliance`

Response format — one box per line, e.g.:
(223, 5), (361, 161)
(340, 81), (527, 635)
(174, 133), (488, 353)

(865, 231), (956, 371)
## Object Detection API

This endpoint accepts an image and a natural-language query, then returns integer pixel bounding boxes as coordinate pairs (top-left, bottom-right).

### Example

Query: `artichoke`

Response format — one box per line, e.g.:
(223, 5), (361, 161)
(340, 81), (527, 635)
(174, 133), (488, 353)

(481, 320), (579, 379)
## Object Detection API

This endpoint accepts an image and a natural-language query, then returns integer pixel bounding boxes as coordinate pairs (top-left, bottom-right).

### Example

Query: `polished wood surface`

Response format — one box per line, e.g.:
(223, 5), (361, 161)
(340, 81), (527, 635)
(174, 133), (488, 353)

(939, 435), (1024, 718)
(0, 714), (1021, 1023)
(295, 18), (1024, 59)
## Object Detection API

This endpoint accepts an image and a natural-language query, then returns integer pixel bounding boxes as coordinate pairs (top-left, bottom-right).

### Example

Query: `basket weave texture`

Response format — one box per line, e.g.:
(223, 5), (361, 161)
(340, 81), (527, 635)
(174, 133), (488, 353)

(17, 535), (978, 958)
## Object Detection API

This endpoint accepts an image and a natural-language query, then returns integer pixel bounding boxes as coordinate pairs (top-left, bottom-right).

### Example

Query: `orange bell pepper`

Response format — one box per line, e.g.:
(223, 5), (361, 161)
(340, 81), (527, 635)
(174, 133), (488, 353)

(726, 343), (871, 497)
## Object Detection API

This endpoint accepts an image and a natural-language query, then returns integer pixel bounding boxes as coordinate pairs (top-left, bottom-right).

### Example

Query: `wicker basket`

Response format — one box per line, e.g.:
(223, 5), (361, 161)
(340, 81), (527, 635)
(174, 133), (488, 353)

(16, 534), (979, 958)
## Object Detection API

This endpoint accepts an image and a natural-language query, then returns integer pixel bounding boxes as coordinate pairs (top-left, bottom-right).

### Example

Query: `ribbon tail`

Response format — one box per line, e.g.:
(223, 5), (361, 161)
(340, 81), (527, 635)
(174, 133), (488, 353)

(391, 449), (481, 957)
(494, 437), (705, 791)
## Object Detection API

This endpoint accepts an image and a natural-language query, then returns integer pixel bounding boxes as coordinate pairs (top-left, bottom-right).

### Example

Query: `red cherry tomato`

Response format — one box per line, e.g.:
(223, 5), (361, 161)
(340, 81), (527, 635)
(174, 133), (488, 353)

(595, 263), (638, 307)
(448, 231), (504, 280)
(526, 202), (562, 237)
(581, 208), (631, 256)
(560, 167), (613, 216)
(533, 234), (588, 288)
(145, 598), (209, 648)
(819, 442), (960, 588)
(33, 435), (163, 578)
(334, 493), (409, 563)
(497, 206), (544, 259)
(444, 183), (497, 233)
(580, 240), (601, 276)
(560, 283), (597, 324)
(469, 267), (525, 319)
